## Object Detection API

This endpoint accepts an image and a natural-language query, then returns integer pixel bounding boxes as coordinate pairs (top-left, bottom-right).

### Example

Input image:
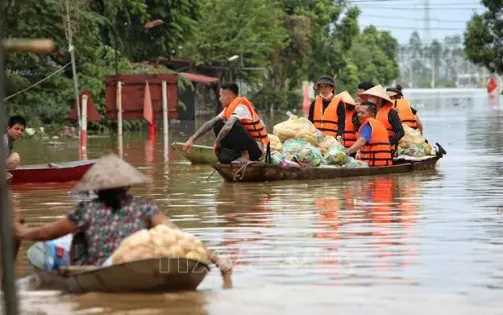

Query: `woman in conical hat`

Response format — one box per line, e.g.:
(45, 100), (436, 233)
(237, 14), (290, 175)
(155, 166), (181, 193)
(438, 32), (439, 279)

(14, 153), (232, 272)
(335, 91), (358, 150)
(360, 84), (405, 152)
(308, 75), (346, 142)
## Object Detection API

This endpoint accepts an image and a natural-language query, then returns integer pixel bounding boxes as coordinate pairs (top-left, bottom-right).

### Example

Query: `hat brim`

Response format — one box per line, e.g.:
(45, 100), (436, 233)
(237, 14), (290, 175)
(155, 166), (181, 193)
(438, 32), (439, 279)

(314, 79), (335, 89)
(335, 90), (356, 106)
(361, 84), (393, 104)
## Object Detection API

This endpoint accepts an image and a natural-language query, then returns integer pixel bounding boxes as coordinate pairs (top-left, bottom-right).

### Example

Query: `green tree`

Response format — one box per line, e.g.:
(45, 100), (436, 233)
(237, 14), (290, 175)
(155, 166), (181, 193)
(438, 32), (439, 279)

(464, 0), (503, 75)
(348, 26), (399, 88)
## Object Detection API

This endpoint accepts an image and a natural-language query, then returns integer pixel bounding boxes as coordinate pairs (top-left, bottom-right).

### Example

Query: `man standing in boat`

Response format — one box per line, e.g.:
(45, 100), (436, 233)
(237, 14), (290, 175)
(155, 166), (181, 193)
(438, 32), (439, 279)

(3, 115), (26, 169)
(343, 101), (393, 167)
(182, 83), (270, 164)
(308, 76), (345, 144)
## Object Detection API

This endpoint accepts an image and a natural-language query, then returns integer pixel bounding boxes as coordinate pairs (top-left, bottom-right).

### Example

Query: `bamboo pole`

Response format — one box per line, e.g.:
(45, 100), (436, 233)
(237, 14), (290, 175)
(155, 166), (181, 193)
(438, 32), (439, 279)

(116, 81), (123, 158)
(2, 39), (53, 53)
(64, 0), (81, 130)
(162, 80), (169, 160)
(0, 36), (53, 315)
(80, 94), (88, 160)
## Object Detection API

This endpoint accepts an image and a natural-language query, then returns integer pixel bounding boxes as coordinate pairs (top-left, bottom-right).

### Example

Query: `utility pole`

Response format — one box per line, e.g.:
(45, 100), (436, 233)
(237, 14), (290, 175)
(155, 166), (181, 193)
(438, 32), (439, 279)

(65, 0), (81, 129)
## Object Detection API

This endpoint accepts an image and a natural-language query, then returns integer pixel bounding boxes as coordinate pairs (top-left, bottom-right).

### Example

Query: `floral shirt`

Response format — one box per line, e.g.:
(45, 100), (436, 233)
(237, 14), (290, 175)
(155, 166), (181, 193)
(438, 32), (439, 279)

(67, 195), (160, 266)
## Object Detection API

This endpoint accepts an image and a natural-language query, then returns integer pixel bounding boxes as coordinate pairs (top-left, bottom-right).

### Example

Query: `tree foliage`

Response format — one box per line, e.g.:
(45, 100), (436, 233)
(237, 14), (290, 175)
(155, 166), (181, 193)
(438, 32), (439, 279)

(464, 0), (503, 75)
(2, 0), (404, 127)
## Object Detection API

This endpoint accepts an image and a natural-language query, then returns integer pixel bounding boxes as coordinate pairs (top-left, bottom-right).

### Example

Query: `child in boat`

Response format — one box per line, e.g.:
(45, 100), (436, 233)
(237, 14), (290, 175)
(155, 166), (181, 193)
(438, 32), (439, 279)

(14, 153), (232, 273)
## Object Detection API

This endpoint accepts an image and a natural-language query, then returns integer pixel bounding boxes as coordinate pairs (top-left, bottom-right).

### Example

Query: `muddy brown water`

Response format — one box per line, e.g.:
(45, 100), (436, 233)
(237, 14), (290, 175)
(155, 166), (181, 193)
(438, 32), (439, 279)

(5, 92), (503, 314)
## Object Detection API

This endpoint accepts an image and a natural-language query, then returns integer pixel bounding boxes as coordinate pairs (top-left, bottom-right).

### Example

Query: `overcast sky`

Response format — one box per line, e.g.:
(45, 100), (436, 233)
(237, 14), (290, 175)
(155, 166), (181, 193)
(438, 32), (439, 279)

(351, 0), (486, 45)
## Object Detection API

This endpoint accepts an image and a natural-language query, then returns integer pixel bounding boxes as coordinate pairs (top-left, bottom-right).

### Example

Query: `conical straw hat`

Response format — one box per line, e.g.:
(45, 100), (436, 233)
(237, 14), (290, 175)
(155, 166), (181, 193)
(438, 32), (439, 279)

(361, 84), (392, 104)
(72, 153), (151, 192)
(335, 90), (356, 106)
(386, 90), (399, 97)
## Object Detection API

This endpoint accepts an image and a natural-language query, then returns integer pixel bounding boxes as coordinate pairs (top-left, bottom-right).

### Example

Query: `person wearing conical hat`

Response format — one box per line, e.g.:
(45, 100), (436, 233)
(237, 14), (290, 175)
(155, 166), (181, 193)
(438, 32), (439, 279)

(342, 101), (393, 167)
(386, 85), (424, 134)
(335, 91), (358, 149)
(360, 84), (404, 152)
(13, 153), (233, 272)
(308, 76), (346, 143)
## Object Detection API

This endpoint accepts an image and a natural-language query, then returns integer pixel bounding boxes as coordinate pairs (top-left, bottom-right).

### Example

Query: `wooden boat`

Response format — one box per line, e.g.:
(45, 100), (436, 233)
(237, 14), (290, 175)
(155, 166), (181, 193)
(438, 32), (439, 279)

(9, 159), (96, 184)
(26, 241), (210, 293)
(213, 146), (446, 182)
(171, 141), (217, 164)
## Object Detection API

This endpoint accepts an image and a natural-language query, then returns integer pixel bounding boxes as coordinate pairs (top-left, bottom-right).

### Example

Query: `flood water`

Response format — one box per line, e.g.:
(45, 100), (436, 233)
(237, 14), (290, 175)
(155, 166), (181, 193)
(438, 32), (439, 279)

(7, 91), (503, 314)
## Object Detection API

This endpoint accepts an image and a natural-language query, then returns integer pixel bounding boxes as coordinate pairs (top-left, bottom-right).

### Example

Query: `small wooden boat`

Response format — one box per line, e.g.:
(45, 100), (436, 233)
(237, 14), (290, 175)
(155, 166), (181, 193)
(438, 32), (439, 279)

(9, 159), (96, 184)
(213, 148), (445, 183)
(26, 241), (210, 293)
(171, 141), (217, 164)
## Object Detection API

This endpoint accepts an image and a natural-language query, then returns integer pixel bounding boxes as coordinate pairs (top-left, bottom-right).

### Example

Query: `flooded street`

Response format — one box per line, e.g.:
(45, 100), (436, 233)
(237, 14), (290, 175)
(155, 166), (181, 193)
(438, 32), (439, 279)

(8, 91), (503, 314)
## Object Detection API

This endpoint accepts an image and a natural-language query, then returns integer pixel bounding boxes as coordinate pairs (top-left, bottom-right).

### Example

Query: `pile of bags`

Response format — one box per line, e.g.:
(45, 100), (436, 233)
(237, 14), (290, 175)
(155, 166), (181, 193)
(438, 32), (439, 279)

(268, 114), (368, 168)
(109, 225), (210, 265)
(397, 124), (433, 158)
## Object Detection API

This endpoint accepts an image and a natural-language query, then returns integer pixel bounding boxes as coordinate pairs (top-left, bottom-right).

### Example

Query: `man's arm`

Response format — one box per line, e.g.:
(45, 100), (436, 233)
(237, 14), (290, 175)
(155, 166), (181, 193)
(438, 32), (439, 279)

(215, 116), (240, 144)
(192, 116), (222, 141)
(388, 110), (404, 146)
(308, 100), (315, 123)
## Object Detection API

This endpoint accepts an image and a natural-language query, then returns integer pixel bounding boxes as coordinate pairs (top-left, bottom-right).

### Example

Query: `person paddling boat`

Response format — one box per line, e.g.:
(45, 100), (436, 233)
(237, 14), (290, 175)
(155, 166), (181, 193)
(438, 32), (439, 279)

(183, 83), (270, 165)
(14, 153), (232, 274)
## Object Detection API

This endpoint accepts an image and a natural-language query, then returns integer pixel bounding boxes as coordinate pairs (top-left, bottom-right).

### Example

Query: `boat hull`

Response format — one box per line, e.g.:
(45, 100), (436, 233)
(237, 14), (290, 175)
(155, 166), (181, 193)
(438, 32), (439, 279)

(27, 242), (210, 293)
(213, 156), (441, 182)
(9, 160), (96, 184)
(171, 142), (217, 164)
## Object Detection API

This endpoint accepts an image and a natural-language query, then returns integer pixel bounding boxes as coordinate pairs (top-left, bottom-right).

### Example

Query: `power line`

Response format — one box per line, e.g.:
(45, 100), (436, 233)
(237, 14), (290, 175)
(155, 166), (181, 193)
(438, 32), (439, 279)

(360, 24), (466, 30)
(361, 14), (468, 23)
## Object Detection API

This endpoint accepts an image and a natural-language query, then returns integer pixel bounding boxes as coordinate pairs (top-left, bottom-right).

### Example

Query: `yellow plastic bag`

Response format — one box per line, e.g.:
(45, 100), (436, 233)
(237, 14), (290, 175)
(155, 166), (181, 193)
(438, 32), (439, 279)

(273, 112), (319, 145)
(268, 134), (283, 151)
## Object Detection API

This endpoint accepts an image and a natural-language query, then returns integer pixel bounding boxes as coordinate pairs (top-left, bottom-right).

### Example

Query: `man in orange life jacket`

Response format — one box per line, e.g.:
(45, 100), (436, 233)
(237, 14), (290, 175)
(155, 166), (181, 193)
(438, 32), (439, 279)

(359, 85), (404, 153)
(334, 90), (357, 149)
(386, 85), (424, 134)
(308, 76), (345, 144)
(342, 102), (393, 167)
(182, 83), (269, 164)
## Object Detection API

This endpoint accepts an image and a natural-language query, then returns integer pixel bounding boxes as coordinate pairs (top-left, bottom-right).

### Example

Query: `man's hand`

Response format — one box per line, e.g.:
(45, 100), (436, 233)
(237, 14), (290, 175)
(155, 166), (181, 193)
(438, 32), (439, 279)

(336, 135), (344, 147)
(213, 142), (221, 156)
(182, 137), (195, 153)
(216, 256), (233, 274)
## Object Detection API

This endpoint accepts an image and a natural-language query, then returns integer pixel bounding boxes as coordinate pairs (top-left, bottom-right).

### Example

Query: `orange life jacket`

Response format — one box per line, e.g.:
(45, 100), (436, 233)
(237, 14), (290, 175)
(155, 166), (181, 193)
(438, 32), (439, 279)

(357, 118), (393, 167)
(376, 104), (395, 139)
(343, 109), (356, 148)
(223, 97), (270, 146)
(312, 96), (343, 137)
(394, 99), (417, 129)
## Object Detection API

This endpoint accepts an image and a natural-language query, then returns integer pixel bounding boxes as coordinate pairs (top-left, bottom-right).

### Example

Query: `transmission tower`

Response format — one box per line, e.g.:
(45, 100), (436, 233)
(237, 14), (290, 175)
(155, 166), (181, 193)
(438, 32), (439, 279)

(424, 0), (431, 45)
